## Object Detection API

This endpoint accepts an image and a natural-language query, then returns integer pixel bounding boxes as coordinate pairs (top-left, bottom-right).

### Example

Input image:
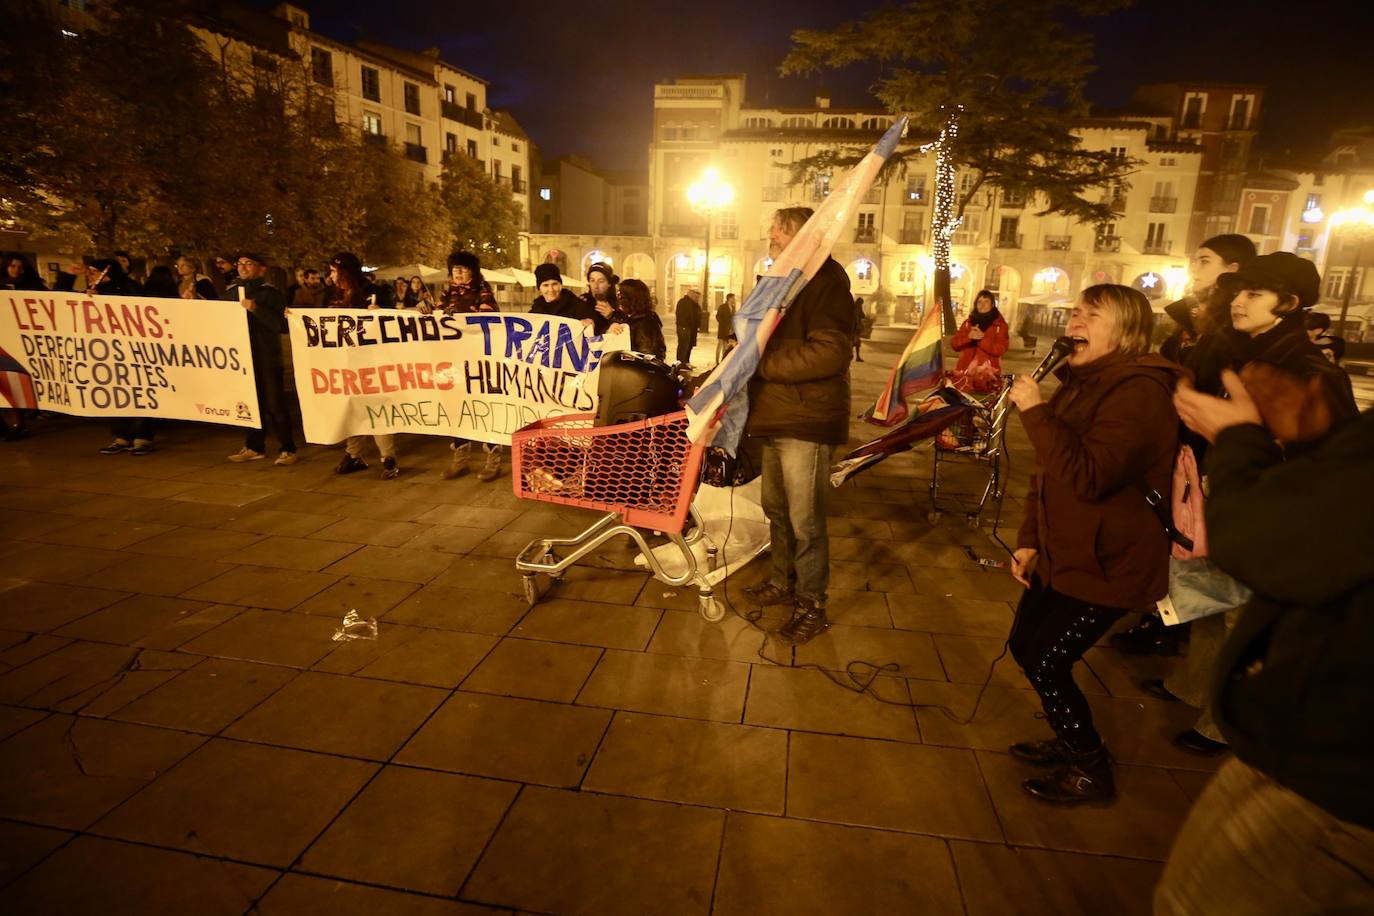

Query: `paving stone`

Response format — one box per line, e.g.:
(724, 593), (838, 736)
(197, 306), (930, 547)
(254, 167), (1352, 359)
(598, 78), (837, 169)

(301, 766), (517, 895)
(0, 542), (125, 585)
(714, 814), (964, 916)
(909, 566), (1026, 603)
(1170, 768), (1216, 802)
(399, 523), (493, 555)
(112, 657), (298, 734)
(461, 637), (602, 702)
(2, 835), (277, 916)
(463, 786), (722, 916)
(81, 551), (237, 598)
(787, 732), (1003, 842)
(0, 580), (130, 633)
(0, 820), (71, 886)
(0, 703), (46, 740)
(32, 515), (176, 550)
(0, 640), (145, 711)
(578, 649), (750, 723)
(74, 649), (202, 717)
(512, 598), (661, 650)
(397, 692), (611, 787)
(291, 574), (420, 620)
(536, 566), (651, 604)
(53, 594), (213, 646)
(933, 633), (1109, 694)
(219, 507), (341, 537)
(888, 594), (1016, 637)
(169, 482), (279, 507)
(824, 587), (895, 627)
(3, 508), (90, 540)
(1083, 646), (1178, 700)
(226, 534), (362, 572)
(257, 874), (502, 915)
(429, 556), (527, 594)
(976, 750), (1193, 859)
(0, 628), (72, 670)
(180, 566), (339, 609)
(0, 715), (204, 829)
(745, 665), (919, 742)
(94, 738), (377, 867)
(327, 628), (497, 689)
(323, 544), (451, 584)
(794, 624), (945, 680)
(0, 486), (97, 513)
(384, 584), (527, 635)
(310, 517), (430, 547)
(415, 504), (522, 529)
(124, 526), (265, 560)
(951, 840), (1162, 916)
(225, 670), (446, 760)
(584, 712), (786, 814)
(179, 609), (340, 668)
(645, 608), (774, 664)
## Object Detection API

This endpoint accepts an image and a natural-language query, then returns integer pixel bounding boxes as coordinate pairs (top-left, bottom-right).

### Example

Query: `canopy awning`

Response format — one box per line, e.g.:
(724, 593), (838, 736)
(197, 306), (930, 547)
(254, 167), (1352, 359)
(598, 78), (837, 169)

(1019, 293), (1073, 307)
(371, 263), (445, 281)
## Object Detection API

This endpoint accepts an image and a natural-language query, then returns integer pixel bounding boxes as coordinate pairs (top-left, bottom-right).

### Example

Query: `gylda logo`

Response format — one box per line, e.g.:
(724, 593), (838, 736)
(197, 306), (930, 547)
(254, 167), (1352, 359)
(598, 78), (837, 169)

(235, 401), (254, 421)
(196, 403), (232, 418)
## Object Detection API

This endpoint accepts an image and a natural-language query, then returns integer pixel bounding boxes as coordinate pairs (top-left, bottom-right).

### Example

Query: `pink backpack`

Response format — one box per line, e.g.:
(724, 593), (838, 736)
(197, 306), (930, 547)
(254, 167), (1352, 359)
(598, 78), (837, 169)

(1170, 443), (1208, 560)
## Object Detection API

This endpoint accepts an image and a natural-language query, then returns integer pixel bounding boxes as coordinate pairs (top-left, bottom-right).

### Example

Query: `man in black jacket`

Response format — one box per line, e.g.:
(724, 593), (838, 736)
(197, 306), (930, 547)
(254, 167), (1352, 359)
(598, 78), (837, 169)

(674, 289), (701, 366)
(1155, 372), (1374, 915)
(223, 253), (297, 465)
(741, 207), (856, 645)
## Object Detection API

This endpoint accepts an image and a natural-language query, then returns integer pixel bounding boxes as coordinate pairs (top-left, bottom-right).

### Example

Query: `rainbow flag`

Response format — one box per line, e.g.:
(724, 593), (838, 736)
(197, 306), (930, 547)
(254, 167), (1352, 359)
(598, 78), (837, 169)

(686, 116), (909, 452)
(862, 301), (943, 427)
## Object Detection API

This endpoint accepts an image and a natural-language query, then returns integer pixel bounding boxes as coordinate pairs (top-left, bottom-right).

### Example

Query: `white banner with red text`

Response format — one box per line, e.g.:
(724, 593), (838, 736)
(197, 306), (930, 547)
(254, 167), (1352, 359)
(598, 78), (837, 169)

(288, 309), (621, 445)
(0, 291), (260, 426)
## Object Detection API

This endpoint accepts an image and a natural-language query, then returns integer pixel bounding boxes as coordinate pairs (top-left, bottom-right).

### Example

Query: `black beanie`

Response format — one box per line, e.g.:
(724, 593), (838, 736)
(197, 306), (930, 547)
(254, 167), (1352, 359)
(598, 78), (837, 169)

(535, 263), (562, 286)
(447, 250), (480, 272)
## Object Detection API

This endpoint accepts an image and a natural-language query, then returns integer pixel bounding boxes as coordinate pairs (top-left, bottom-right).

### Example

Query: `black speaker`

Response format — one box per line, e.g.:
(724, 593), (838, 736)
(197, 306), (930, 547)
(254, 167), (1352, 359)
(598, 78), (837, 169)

(595, 351), (681, 426)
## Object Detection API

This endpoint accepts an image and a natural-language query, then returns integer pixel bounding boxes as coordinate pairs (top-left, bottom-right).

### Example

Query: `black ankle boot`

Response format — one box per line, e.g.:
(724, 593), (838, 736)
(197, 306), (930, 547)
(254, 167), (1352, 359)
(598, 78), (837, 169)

(1022, 745), (1116, 806)
(1110, 612), (1186, 656)
(1009, 738), (1071, 767)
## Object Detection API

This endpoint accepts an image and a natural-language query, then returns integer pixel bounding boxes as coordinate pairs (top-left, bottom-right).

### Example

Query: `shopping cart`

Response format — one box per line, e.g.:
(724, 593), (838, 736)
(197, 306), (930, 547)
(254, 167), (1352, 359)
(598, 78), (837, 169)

(511, 409), (725, 621)
(927, 375), (1014, 528)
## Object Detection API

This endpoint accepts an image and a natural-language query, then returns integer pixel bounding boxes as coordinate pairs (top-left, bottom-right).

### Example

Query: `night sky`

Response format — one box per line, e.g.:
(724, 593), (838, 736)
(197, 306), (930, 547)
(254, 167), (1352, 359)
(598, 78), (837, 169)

(274, 0), (1373, 172)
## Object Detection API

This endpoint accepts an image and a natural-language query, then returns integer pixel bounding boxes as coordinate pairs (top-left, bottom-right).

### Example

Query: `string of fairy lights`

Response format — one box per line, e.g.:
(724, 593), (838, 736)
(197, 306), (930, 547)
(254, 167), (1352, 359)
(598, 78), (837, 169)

(929, 106), (962, 275)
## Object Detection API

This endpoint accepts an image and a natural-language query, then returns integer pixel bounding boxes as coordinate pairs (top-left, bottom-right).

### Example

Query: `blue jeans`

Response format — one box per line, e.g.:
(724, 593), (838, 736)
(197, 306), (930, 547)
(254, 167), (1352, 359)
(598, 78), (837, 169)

(760, 437), (833, 607)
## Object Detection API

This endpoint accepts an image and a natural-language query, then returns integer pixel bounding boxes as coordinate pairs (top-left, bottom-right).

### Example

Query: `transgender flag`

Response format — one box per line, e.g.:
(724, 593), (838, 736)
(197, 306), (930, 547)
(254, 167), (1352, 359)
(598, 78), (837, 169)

(0, 347), (37, 411)
(686, 116), (909, 453)
(862, 301), (943, 427)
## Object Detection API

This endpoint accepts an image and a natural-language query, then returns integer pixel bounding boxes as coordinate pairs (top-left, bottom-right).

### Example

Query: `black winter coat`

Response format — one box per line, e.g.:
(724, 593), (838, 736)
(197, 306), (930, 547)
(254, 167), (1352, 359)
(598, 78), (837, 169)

(627, 312), (666, 361)
(674, 295), (700, 333)
(531, 289), (592, 323)
(223, 277), (287, 362)
(744, 257), (855, 445)
(1209, 409), (1374, 829)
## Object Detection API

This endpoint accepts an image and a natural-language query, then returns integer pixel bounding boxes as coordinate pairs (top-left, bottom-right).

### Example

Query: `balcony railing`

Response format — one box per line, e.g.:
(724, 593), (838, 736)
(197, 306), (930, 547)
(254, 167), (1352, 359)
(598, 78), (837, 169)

(854, 227), (876, 243)
(899, 229), (924, 244)
(440, 100), (484, 128)
(762, 186), (786, 202)
(1002, 194), (1027, 209)
(1143, 241), (1172, 255)
(404, 143), (427, 163)
(951, 230), (978, 246)
(1149, 196), (1178, 213)
(995, 233), (1023, 249)
(716, 225), (739, 240)
(660, 223), (702, 237)
(512, 178), (528, 194)
(1095, 236), (1122, 253)
(362, 131), (386, 146)
(1045, 235), (1072, 251)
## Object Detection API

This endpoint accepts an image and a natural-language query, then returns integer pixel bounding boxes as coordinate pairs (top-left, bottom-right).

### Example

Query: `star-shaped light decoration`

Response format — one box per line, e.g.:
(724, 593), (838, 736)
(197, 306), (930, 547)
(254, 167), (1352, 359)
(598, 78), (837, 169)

(1139, 272), (1159, 289)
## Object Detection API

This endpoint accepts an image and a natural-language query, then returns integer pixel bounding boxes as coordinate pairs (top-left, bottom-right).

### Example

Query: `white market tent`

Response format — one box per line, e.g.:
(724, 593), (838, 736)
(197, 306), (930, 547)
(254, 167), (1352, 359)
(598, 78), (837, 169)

(371, 263), (445, 282)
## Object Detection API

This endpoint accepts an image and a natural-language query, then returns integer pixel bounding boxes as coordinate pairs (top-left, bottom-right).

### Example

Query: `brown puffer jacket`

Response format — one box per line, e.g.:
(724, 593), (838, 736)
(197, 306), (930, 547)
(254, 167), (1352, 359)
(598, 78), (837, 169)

(744, 257), (856, 445)
(1016, 350), (1184, 608)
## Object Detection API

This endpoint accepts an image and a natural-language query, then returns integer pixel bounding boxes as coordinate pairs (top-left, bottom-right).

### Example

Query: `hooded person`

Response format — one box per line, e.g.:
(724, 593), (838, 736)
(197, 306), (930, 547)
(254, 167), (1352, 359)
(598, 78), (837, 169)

(530, 263), (592, 323)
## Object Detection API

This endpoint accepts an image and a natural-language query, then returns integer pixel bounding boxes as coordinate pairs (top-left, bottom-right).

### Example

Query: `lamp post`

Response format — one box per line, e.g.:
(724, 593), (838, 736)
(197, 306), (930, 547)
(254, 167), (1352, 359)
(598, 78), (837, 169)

(1329, 190), (1374, 335)
(687, 168), (734, 318)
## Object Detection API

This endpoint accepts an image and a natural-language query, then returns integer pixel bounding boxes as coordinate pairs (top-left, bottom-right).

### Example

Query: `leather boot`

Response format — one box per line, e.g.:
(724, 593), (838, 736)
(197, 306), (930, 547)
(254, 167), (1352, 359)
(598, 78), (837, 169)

(477, 443), (503, 482)
(440, 442), (471, 479)
(1009, 738), (1071, 767)
(1022, 745), (1116, 806)
(1110, 611), (1187, 656)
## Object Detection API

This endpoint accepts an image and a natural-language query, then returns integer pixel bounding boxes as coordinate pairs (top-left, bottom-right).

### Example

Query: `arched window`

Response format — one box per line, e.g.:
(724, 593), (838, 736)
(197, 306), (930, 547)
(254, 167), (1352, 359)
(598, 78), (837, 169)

(822, 116), (855, 129)
(781, 116), (811, 128)
(743, 116), (773, 129)
(861, 117), (889, 130)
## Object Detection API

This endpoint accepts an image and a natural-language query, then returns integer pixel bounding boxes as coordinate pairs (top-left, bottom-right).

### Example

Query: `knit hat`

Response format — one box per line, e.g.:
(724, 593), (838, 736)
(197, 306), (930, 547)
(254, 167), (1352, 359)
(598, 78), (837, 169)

(237, 251), (268, 266)
(586, 261), (614, 282)
(1227, 252), (1321, 310)
(447, 250), (480, 272)
(535, 263), (562, 285)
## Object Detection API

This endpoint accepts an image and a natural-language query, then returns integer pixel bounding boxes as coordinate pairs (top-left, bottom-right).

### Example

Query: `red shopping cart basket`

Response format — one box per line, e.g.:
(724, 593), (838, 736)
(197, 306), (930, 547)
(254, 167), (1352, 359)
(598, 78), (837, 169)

(511, 409), (706, 534)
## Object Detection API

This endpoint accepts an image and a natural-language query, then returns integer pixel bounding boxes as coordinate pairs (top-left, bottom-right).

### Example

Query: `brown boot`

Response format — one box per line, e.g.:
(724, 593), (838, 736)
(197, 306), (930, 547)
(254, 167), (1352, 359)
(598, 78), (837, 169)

(477, 443), (503, 482)
(440, 442), (471, 479)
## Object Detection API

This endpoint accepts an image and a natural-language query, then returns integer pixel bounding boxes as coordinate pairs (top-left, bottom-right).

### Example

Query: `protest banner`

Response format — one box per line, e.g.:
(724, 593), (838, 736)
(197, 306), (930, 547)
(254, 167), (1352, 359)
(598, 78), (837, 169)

(288, 309), (617, 446)
(0, 291), (259, 426)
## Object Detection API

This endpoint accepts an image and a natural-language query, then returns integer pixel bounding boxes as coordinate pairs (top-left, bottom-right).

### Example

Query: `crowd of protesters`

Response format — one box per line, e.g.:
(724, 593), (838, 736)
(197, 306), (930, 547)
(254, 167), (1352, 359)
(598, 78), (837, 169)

(4, 216), (1373, 912)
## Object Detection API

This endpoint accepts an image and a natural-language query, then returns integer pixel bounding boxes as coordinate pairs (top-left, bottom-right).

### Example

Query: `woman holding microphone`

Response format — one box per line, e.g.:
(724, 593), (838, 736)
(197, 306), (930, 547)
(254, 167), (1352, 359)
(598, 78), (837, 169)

(1005, 284), (1183, 806)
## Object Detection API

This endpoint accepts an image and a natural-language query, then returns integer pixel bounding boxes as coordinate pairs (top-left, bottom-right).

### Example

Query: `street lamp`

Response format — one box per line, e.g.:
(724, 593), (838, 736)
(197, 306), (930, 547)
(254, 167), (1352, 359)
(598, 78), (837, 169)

(1329, 189), (1374, 335)
(686, 167), (734, 312)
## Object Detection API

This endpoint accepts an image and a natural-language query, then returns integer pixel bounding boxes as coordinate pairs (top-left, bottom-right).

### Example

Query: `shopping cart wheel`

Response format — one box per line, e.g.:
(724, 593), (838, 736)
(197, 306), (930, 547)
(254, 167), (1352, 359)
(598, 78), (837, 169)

(521, 573), (541, 607)
(927, 510), (943, 525)
(698, 593), (725, 622)
(966, 514), (981, 529)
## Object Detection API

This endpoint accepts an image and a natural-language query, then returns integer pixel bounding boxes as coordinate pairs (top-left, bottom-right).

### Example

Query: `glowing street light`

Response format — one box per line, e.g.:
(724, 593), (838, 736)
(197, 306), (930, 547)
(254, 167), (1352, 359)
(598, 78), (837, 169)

(686, 168), (734, 311)
(1329, 190), (1374, 334)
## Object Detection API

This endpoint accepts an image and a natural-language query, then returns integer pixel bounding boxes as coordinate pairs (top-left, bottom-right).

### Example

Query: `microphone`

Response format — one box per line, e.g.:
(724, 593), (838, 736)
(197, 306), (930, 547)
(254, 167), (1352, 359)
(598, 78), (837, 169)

(1031, 336), (1077, 382)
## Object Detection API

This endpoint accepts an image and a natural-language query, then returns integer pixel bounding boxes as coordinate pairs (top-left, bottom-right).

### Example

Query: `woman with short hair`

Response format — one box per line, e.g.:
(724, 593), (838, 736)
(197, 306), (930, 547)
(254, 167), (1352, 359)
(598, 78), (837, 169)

(615, 278), (666, 360)
(1005, 284), (1184, 806)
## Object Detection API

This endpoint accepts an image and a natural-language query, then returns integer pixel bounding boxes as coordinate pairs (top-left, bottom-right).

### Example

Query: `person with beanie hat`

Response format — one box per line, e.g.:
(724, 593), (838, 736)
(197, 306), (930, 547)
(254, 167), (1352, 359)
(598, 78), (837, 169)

(582, 262), (620, 335)
(531, 262), (594, 324)
(222, 252), (298, 466)
(431, 250), (505, 483)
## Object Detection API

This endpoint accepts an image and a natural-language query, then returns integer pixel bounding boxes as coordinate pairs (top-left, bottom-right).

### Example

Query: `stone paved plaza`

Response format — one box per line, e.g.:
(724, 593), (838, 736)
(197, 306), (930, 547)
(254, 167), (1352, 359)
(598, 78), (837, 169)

(0, 327), (1218, 915)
